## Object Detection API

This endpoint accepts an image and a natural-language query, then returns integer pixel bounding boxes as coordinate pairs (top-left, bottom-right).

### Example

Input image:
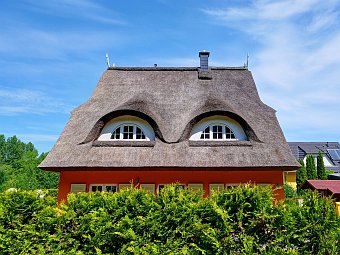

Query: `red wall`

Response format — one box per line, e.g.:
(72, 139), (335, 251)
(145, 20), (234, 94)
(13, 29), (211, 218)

(57, 169), (284, 202)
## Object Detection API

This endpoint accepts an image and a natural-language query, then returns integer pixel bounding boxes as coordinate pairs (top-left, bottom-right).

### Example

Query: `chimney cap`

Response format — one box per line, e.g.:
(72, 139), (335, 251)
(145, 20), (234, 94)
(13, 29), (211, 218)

(199, 50), (210, 57)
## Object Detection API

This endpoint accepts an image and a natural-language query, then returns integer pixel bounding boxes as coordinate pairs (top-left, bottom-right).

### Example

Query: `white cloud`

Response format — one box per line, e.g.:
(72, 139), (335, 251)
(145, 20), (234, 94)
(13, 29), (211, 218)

(204, 0), (340, 141)
(0, 87), (72, 115)
(15, 134), (59, 142)
(0, 28), (126, 60)
(23, 0), (125, 25)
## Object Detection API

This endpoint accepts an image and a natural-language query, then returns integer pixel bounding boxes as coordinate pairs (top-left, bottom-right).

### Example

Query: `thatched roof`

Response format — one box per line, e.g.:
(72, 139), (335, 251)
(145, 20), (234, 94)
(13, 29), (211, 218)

(40, 66), (299, 171)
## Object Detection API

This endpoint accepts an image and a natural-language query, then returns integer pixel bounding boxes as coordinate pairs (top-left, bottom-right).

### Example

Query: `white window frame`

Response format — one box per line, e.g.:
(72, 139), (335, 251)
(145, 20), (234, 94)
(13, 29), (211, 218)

(111, 124), (147, 141)
(198, 123), (237, 141)
(90, 184), (117, 192)
(188, 183), (204, 191)
(140, 184), (155, 193)
(190, 116), (247, 141)
(70, 184), (86, 193)
(157, 184), (185, 193)
(209, 184), (225, 194)
(226, 183), (241, 189)
(119, 183), (133, 191)
(98, 115), (155, 141)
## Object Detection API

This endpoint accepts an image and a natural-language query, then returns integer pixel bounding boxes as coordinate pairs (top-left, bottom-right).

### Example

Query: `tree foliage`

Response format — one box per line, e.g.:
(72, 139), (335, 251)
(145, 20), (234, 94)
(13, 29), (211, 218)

(306, 154), (317, 180)
(317, 151), (327, 180)
(0, 134), (59, 191)
(0, 186), (339, 254)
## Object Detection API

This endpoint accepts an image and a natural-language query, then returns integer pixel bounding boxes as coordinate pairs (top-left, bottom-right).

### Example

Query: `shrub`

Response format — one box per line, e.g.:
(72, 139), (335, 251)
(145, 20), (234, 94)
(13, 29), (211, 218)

(284, 183), (297, 198)
(317, 151), (327, 180)
(0, 185), (339, 254)
(306, 155), (317, 180)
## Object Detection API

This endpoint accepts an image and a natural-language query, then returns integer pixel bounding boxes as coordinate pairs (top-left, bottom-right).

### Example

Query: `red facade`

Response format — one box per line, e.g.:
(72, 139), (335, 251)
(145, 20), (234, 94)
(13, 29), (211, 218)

(57, 168), (285, 203)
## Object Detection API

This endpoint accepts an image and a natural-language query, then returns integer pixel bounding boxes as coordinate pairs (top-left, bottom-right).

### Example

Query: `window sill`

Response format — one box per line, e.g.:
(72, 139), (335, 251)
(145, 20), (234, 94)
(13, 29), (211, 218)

(92, 140), (155, 147)
(189, 140), (252, 147)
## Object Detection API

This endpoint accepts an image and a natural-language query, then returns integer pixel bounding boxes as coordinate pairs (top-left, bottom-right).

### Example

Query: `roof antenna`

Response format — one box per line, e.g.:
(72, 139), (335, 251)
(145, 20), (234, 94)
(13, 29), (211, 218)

(244, 53), (249, 69)
(106, 53), (111, 68)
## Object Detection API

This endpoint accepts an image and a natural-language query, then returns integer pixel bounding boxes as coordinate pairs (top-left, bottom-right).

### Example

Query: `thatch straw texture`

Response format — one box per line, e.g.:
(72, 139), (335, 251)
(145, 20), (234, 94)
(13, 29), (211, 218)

(40, 67), (299, 171)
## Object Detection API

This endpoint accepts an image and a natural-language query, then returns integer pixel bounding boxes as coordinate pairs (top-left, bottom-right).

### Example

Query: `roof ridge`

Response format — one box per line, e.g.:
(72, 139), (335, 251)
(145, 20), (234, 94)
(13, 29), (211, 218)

(107, 67), (248, 71)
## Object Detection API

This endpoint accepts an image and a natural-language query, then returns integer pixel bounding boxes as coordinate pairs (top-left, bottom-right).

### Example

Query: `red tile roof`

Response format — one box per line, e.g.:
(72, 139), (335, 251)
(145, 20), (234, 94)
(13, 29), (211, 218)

(302, 180), (340, 194)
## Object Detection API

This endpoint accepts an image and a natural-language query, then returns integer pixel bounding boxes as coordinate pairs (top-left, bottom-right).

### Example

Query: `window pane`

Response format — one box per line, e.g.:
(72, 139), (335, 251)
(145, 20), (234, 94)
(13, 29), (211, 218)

(91, 186), (97, 192)
(97, 186), (102, 192)
(106, 186), (117, 192)
(111, 127), (120, 139)
(212, 125), (222, 139)
(136, 127), (146, 139)
(225, 126), (236, 139)
(200, 127), (210, 139)
(158, 184), (165, 192)
(123, 125), (134, 139)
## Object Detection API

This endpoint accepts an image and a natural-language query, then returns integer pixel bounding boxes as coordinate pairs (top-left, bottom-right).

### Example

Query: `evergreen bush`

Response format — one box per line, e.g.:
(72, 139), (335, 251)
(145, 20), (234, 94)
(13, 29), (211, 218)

(317, 151), (327, 180)
(0, 185), (339, 254)
(306, 155), (317, 180)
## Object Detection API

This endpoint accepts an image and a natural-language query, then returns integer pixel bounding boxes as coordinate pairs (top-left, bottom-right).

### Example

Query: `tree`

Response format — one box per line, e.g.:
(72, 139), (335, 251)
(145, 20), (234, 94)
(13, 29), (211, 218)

(306, 154), (317, 180)
(317, 151), (327, 180)
(296, 159), (307, 192)
(0, 134), (5, 164)
(0, 134), (59, 191)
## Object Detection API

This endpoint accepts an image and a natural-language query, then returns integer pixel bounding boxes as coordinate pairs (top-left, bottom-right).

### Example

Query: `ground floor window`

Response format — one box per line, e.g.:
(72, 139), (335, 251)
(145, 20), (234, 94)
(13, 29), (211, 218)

(158, 184), (185, 193)
(90, 184), (117, 192)
(209, 184), (225, 194)
(140, 184), (155, 193)
(188, 183), (203, 191)
(70, 184), (86, 193)
(118, 184), (132, 190)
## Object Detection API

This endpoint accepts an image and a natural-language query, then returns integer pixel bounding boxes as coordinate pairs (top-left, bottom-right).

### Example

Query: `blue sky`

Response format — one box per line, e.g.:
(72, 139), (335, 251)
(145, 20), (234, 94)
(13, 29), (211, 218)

(0, 0), (339, 153)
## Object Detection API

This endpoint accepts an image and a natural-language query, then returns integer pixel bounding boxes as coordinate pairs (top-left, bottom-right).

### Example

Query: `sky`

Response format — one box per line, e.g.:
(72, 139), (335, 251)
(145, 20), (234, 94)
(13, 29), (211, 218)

(0, 0), (339, 153)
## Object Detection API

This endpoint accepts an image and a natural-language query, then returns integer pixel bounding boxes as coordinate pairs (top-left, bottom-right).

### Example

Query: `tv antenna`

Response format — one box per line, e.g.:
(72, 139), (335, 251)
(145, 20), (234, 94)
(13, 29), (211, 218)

(106, 53), (111, 68)
(244, 53), (249, 69)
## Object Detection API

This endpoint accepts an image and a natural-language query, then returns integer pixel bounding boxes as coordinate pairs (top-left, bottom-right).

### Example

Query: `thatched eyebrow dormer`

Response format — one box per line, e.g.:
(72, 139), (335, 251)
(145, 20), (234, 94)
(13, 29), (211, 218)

(39, 66), (299, 171)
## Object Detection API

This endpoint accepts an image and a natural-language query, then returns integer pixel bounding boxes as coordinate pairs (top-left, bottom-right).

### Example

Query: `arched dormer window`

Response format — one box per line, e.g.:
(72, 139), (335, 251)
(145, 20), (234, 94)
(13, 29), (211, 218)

(200, 124), (236, 140)
(98, 115), (155, 141)
(190, 115), (247, 141)
(111, 124), (146, 140)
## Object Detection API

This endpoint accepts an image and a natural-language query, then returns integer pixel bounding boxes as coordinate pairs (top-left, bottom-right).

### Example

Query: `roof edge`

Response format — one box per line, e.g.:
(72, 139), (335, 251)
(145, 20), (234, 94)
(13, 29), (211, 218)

(107, 66), (248, 71)
(40, 165), (299, 172)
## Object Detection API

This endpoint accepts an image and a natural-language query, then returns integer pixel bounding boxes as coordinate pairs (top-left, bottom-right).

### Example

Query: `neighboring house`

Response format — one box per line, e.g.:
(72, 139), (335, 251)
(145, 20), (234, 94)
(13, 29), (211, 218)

(39, 51), (298, 203)
(285, 142), (340, 190)
(288, 142), (340, 173)
(301, 180), (340, 202)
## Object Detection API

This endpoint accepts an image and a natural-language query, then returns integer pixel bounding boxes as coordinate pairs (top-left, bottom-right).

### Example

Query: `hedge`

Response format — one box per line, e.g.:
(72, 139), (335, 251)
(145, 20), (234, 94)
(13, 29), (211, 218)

(0, 185), (339, 254)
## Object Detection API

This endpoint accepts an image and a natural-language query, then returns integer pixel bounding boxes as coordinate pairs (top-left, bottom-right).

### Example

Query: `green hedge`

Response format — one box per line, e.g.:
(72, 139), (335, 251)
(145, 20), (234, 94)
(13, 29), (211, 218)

(0, 185), (339, 254)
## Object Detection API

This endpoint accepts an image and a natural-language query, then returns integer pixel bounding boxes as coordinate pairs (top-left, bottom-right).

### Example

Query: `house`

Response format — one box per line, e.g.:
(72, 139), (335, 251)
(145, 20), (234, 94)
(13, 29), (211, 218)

(39, 51), (299, 203)
(286, 142), (340, 189)
(301, 180), (340, 202)
(288, 142), (340, 173)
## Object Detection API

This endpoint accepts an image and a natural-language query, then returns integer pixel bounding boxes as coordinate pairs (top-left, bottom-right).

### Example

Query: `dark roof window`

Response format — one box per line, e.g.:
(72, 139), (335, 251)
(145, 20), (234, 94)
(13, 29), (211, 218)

(328, 149), (340, 161)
